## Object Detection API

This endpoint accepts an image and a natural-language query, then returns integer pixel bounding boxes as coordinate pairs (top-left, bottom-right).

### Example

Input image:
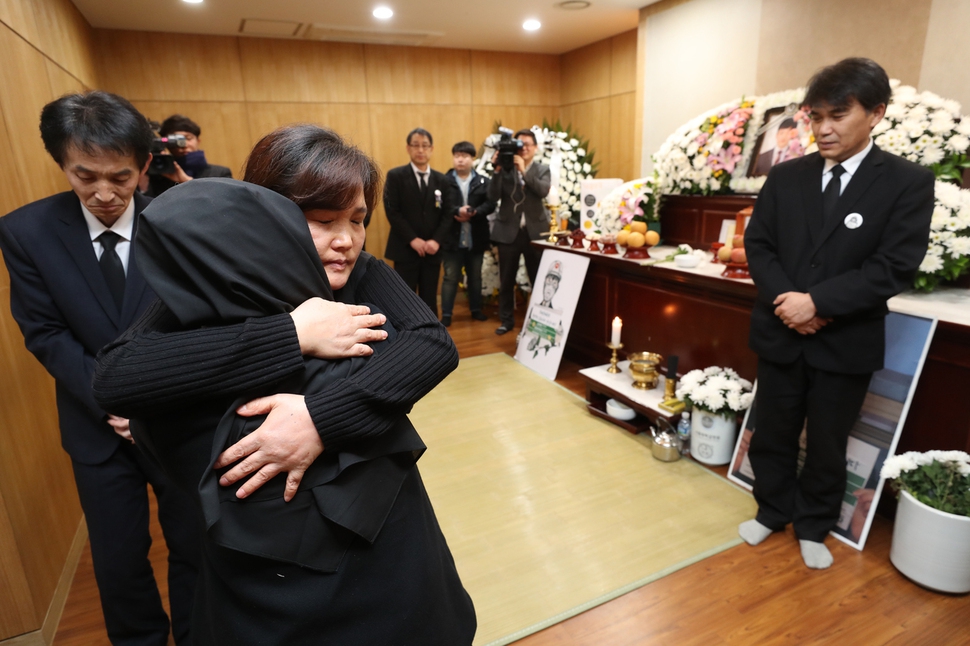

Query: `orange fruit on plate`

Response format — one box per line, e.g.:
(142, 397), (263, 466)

(629, 221), (648, 234)
(627, 232), (646, 248)
(616, 230), (630, 246)
(717, 246), (733, 262)
(644, 230), (660, 246)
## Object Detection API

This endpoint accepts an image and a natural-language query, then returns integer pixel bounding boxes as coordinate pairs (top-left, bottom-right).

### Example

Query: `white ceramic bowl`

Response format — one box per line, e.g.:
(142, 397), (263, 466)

(674, 254), (700, 268)
(606, 398), (636, 421)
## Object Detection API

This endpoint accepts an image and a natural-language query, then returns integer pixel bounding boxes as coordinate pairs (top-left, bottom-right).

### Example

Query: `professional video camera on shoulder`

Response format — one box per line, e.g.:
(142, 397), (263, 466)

(495, 126), (523, 171)
(147, 120), (186, 176)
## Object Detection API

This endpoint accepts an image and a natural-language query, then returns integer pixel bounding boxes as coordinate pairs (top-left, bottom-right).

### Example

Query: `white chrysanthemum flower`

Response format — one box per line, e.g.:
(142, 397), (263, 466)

(930, 206), (952, 231)
(945, 236), (970, 255)
(894, 85), (918, 100)
(885, 103), (907, 120)
(705, 374), (730, 391)
(922, 145), (945, 164)
(576, 148), (586, 157)
(957, 119), (970, 136)
(569, 138), (579, 146)
(919, 251), (944, 273)
(942, 99), (962, 117)
(726, 391), (742, 411)
(929, 115), (955, 134)
(902, 119), (927, 139)
(920, 91), (945, 109)
(945, 134), (969, 153)
(872, 120), (891, 136)
(583, 163), (591, 173)
(935, 181), (963, 209)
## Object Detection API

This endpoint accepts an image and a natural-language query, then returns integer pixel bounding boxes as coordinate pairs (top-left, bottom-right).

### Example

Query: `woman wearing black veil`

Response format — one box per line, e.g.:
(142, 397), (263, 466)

(94, 127), (475, 645)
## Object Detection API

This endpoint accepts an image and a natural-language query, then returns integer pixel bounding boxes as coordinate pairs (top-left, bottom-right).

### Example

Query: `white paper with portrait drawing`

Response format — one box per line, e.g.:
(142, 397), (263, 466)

(514, 250), (589, 380)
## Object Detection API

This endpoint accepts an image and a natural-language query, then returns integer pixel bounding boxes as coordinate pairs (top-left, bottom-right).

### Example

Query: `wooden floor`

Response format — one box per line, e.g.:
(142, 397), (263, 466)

(54, 292), (969, 645)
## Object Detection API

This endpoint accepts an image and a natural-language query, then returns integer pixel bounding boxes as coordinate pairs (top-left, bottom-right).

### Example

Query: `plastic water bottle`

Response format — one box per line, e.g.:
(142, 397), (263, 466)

(677, 412), (691, 456)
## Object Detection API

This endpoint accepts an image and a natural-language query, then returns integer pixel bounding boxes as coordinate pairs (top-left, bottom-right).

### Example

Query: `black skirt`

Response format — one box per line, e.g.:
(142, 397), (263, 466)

(190, 464), (476, 646)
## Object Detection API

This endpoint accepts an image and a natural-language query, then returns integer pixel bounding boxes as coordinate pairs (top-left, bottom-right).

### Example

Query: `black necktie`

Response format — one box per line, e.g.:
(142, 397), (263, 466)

(419, 172), (428, 197)
(98, 231), (126, 310)
(822, 164), (845, 224)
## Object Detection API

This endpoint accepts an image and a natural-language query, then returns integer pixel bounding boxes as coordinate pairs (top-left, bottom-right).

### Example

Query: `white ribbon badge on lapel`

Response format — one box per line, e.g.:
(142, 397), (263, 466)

(844, 213), (863, 229)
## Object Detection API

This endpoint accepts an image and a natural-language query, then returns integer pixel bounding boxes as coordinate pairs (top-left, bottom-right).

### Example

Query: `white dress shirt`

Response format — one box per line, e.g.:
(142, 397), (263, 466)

(81, 199), (135, 274)
(822, 138), (874, 196)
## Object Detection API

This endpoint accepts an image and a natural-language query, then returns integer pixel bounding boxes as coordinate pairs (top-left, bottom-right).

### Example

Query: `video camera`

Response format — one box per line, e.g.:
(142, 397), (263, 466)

(495, 126), (524, 171)
(147, 121), (187, 176)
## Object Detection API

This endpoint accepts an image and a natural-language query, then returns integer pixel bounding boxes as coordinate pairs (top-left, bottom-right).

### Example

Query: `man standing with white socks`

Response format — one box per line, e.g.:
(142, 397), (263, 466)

(741, 58), (933, 568)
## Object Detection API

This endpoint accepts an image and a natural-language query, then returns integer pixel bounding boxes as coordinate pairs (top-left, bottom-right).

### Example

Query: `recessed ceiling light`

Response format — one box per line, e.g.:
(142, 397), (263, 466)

(555, 1), (591, 9)
(182, 0), (203, 4)
(523, 19), (541, 31)
(373, 6), (393, 19)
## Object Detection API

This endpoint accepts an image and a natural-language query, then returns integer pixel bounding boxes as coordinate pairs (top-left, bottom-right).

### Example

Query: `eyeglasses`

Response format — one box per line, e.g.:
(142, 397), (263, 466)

(408, 144), (433, 150)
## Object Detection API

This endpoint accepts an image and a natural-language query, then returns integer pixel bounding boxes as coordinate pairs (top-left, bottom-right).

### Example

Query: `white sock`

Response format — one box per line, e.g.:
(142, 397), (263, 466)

(738, 519), (773, 546)
(799, 540), (833, 569)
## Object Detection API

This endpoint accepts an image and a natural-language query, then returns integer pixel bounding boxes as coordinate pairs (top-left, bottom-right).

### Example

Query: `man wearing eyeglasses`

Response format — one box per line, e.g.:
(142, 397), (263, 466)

(487, 128), (551, 335)
(383, 127), (453, 317)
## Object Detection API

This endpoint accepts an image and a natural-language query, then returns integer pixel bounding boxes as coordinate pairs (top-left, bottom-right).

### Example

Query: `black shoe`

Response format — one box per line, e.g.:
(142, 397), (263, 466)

(495, 325), (511, 335)
(442, 315), (452, 327)
(471, 311), (488, 321)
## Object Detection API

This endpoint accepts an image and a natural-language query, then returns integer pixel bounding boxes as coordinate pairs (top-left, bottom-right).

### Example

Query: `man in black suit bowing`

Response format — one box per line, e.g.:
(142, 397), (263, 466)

(741, 59), (933, 568)
(0, 92), (199, 645)
(382, 128), (453, 317)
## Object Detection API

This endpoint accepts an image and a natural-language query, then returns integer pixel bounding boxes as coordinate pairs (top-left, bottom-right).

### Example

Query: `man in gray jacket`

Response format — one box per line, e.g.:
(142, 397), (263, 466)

(488, 128), (551, 335)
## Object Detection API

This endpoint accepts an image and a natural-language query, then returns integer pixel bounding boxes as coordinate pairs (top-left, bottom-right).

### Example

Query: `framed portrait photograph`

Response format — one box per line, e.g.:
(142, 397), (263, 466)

(747, 103), (813, 178)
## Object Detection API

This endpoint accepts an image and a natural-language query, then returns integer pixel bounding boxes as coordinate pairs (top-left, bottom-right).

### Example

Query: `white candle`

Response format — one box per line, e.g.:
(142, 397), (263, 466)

(547, 185), (560, 206)
(611, 316), (622, 345)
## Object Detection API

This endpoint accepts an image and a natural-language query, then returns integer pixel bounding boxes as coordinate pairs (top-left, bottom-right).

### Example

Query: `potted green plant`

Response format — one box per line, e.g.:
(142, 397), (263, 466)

(880, 450), (970, 593)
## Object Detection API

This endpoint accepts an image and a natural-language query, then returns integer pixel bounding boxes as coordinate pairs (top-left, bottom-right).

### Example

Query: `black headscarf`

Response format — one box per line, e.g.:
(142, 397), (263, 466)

(138, 177), (332, 326)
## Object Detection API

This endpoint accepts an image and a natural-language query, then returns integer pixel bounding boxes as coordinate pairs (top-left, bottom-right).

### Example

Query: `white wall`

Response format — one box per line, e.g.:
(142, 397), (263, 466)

(919, 0), (970, 110)
(639, 0), (762, 173)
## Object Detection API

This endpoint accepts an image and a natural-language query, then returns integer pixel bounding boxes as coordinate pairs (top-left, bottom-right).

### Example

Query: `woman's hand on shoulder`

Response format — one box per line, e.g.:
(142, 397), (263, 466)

(214, 394), (322, 502)
(290, 297), (387, 358)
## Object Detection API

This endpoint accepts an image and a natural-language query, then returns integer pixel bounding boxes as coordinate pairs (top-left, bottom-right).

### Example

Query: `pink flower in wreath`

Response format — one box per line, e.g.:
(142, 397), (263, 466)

(619, 194), (644, 223)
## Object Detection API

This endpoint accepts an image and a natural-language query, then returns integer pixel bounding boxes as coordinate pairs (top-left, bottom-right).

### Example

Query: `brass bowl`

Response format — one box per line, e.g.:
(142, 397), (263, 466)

(628, 352), (663, 390)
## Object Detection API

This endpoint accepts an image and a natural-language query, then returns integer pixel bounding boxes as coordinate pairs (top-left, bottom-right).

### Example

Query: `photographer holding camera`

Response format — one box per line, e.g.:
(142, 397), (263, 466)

(146, 114), (232, 196)
(487, 128), (551, 335)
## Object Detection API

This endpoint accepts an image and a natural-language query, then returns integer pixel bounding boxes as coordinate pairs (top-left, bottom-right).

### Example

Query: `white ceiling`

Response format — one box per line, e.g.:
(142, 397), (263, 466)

(73, 0), (653, 54)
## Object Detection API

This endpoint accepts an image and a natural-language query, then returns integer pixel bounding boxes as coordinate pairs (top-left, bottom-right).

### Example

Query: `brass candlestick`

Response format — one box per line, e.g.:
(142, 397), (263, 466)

(658, 376), (686, 414)
(546, 202), (560, 243)
(606, 342), (623, 374)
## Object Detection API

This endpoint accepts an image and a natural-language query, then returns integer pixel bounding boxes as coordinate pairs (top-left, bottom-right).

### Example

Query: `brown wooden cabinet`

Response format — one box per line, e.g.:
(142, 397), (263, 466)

(547, 194), (970, 458)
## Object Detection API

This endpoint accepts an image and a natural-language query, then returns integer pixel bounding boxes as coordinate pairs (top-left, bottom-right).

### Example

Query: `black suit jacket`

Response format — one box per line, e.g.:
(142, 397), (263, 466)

(744, 146), (934, 374)
(0, 191), (156, 464)
(442, 169), (495, 253)
(382, 164), (453, 262)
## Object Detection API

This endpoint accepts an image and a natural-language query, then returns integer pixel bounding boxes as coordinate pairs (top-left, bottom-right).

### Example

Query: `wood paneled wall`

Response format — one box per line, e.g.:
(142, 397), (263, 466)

(559, 29), (639, 183)
(93, 32), (562, 260)
(0, 9), (634, 640)
(0, 0), (92, 641)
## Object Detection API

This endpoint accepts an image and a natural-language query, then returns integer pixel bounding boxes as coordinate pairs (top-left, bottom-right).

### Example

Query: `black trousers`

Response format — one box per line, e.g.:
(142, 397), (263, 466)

(748, 356), (871, 542)
(393, 255), (442, 318)
(496, 228), (540, 329)
(72, 441), (202, 646)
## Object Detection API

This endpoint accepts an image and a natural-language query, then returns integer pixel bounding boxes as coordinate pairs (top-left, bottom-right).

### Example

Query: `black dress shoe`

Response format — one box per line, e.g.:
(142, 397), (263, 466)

(471, 311), (488, 321)
(442, 316), (452, 327)
(495, 325), (511, 335)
